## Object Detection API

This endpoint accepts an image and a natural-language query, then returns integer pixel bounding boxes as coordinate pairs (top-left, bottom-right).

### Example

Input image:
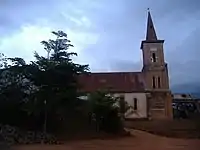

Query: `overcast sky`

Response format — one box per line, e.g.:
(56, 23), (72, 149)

(0, 0), (200, 87)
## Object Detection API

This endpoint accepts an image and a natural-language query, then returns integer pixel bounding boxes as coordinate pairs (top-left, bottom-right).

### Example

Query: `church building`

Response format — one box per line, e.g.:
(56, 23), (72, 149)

(78, 11), (173, 120)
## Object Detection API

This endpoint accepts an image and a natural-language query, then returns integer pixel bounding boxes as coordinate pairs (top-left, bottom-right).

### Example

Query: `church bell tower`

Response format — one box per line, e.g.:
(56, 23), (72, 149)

(141, 10), (173, 119)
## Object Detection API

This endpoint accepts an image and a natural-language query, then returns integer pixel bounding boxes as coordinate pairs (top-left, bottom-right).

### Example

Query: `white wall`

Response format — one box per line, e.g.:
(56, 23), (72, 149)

(114, 93), (147, 119)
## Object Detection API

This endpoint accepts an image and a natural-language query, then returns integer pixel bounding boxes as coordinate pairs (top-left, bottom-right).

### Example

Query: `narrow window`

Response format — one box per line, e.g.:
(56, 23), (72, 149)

(152, 76), (156, 88)
(152, 52), (157, 62)
(158, 77), (161, 88)
(133, 98), (137, 110)
(119, 95), (126, 114)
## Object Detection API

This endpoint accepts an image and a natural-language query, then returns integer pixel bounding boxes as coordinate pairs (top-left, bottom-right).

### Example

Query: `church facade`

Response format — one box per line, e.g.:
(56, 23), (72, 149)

(78, 11), (173, 120)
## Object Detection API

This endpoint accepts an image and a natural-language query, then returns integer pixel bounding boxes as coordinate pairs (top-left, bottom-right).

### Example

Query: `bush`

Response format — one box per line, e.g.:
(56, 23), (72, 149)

(87, 90), (128, 134)
(103, 109), (123, 133)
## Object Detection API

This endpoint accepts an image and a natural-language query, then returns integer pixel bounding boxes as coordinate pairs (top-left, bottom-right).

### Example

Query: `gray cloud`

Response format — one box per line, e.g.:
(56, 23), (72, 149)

(167, 26), (200, 86)
(89, 0), (200, 91)
(0, 0), (87, 35)
(0, 0), (200, 90)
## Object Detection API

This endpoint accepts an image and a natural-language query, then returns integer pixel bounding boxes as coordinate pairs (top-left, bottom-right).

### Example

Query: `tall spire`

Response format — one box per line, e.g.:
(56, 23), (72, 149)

(146, 9), (157, 41)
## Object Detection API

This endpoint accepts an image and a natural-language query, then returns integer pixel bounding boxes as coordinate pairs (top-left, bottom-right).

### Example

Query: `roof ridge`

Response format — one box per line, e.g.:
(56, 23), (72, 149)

(87, 71), (141, 74)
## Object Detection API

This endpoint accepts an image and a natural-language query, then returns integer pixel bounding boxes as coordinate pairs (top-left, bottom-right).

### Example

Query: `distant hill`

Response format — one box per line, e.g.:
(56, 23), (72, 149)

(171, 82), (200, 98)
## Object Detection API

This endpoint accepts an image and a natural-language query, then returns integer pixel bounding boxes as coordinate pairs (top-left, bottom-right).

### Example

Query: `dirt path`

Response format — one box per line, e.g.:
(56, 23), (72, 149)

(13, 130), (200, 150)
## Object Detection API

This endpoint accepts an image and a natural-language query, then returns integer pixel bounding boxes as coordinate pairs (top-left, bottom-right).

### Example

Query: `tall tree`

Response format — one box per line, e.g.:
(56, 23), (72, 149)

(23, 31), (89, 131)
(0, 31), (89, 132)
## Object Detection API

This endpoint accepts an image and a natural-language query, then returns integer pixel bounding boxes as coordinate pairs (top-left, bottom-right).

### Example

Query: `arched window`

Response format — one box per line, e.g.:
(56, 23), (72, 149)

(133, 98), (138, 110)
(152, 52), (157, 62)
(152, 76), (156, 88)
(158, 77), (161, 88)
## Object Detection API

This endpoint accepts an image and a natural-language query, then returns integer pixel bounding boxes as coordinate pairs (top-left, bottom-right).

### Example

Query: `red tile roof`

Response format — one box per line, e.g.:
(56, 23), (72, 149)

(78, 72), (144, 93)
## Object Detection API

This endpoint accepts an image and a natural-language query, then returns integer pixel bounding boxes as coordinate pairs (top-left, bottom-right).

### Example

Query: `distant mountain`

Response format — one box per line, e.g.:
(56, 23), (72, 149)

(171, 82), (200, 98)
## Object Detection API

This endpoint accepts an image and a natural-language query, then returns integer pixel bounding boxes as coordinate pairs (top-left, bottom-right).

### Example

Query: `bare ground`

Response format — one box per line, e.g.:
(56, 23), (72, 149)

(125, 119), (200, 138)
(13, 129), (200, 150)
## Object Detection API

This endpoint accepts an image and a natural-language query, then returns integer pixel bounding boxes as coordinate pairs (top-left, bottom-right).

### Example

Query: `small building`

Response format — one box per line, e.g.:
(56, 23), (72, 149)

(172, 93), (200, 119)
